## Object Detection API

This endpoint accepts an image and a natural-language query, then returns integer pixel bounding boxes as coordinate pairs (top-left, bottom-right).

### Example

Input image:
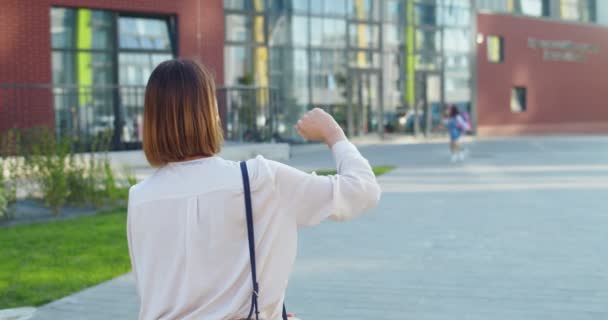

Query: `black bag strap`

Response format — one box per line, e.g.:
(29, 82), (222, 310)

(240, 161), (289, 320)
(240, 161), (260, 320)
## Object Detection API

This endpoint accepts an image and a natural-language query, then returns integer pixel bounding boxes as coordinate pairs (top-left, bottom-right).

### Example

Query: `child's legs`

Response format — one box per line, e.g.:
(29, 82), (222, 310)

(450, 140), (459, 154)
(449, 128), (462, 154)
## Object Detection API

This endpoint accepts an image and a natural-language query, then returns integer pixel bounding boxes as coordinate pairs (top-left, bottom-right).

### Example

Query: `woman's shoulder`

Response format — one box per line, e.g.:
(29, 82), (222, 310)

(242, 155), (281, 189)
(128, 156), (283, 206)
(197, 155), (282, 192)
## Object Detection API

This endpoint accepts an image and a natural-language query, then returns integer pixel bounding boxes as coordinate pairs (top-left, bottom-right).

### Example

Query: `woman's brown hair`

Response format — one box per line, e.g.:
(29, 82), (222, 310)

(143, 59), (223, 167)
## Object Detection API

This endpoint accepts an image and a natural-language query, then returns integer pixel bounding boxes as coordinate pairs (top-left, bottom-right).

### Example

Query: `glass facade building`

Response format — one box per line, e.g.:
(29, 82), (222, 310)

(38, 1), (600, 146)
(223, 0), (598, 140)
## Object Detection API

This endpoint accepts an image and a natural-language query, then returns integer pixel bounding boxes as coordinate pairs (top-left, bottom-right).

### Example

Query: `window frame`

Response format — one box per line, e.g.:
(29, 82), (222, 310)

(487, 35), (504, 64)
(511, 86), (527, 113)
(50, 6), (177, 86)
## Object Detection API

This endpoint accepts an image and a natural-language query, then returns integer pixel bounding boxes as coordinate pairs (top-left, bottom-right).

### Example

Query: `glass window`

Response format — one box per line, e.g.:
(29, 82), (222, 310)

(292, 0), (309, 13)
(580, 0), (594, 22)
(348, 0), (376, 20)
(310, 17), (323, 46)
(118, 53), (172, 85)
(443, 29), (470, 53)
(349, 51), (380, 68)
(51, 8), (76, 49)
(225, 14), (251, 42)
(326, 0), (347, 16)
(310, 0), (324, 14)
(438, 6), (471, 26)
(292, 15), (309, 46)
(310, 50), (323, 69)
(51, 8), (117, 86)
(416, 29), (441, 53)
(520, 0), (543, 16)
(349, 23), (379, 48)
(322, 19), (347, 47)
(383, 53), (402, 110)
(269, 46), (286, 78)
(84, 53), (115, 84)
(310, 50), (343, 70)
(445, 55), (470, 70)
(438, 0), (470, 7)
(52, 52), (76, 84)
(268, 14), (289, 46)
(224, 45), (254, 86)
(293, 49), (309, 105)
(384, 23), (400, 49)
(487, 35), (504, 63)
(386, 0), (403, 22)
(561, 0), (579, 20)
(415, 3), (436, 25)
(311, 74), (327, 89)
(511, 87), (527, 112)
(310, 50), (345, 104)
(51, 8), (114, 50)
(445, 74), (471, 103)
(313, 18), (347, 48)
(89, 11), (114, 49)
(119, 17), (171, 50)
(224, 0), (262, 11)
(560, 0), (592, 21)
(475, 0), (509, 12)
(268, 0), (287, 12)
(415, 54), (441, 70)
(224, 0), (247, 10)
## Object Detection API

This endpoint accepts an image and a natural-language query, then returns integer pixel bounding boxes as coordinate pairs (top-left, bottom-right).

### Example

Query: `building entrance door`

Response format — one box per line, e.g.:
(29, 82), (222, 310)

(347, 69), (383, 137)
(415, 71), (443, 136)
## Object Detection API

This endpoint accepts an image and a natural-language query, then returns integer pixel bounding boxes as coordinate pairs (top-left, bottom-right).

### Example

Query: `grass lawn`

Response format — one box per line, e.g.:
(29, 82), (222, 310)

(0, 209), (130, 309)
(314, 165), (395, 177)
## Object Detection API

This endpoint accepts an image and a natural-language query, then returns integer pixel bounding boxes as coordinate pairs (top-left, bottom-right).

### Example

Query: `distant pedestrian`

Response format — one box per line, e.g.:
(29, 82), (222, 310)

(443, 104), (470, 162)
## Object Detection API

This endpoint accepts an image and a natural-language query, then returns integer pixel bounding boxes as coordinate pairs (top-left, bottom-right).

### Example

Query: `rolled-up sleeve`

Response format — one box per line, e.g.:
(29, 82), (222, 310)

(267, 140), (381, 227)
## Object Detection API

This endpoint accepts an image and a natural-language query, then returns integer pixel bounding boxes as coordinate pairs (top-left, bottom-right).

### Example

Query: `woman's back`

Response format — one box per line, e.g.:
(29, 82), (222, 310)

(128, 59), (380, 320)
(129, 144), (379, 319)
(129, 156), (288, 319)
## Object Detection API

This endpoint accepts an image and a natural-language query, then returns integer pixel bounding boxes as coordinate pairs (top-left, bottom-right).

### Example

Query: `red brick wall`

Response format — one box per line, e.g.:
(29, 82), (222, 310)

(476, 13), (608, 135)
(0, 1), (53, 83)
(0, 0), (224, 132)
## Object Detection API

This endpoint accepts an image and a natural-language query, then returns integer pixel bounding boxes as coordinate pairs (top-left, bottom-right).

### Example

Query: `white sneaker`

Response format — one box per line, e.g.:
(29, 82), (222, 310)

(451, 154), (459, 162)
(458, 151), (465, 161)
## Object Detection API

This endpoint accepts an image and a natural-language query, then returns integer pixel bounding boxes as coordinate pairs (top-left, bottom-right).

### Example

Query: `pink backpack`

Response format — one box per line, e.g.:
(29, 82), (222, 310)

(457, 111), (472, 132)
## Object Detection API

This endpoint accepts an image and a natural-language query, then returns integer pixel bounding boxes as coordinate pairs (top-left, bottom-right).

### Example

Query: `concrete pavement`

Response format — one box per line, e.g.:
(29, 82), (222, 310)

(28, 136), (608, 319)
(30, 275), (137, 320)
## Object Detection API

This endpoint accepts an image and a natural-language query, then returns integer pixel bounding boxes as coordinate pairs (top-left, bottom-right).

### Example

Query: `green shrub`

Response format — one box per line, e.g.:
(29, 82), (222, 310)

(0, 158), (9, 220)
(0, 128), (135, 216)
(86, 154), (105, 208)
(65, 153), (92, 206)
(0, 156), (4, 189)
(0, 183), (8, 220)
(125, 169), (137, 187)
(25, 130), (71, 215)
(1, 129), (21, 205)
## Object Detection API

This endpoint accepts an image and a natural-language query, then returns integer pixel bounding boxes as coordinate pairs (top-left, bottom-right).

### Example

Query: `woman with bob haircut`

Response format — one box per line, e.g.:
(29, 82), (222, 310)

(127, 59), (381, 320)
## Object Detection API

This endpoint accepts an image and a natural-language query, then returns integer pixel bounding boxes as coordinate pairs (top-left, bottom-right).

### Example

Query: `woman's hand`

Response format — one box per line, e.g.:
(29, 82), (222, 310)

(296, 108), (346, 148)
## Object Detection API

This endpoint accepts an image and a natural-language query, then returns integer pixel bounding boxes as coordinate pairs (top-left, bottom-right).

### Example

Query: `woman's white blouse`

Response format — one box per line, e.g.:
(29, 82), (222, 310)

(127, 140), (381, 320)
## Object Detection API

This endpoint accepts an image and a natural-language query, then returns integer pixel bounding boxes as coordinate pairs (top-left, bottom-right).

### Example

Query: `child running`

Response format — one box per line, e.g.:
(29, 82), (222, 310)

(443, 104), (470, 162)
